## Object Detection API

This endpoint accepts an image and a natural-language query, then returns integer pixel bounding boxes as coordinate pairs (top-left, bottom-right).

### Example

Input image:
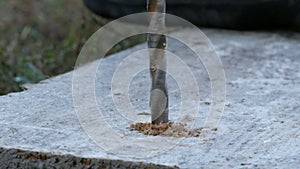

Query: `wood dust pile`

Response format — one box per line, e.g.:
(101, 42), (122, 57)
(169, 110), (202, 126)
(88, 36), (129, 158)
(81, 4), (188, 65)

(128, 122), (204, 137)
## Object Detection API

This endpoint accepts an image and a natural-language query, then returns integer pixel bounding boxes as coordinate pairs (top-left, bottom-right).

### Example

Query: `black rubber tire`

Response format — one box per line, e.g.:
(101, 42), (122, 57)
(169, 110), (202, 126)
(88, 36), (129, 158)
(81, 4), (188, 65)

(83, 0), (300, 30)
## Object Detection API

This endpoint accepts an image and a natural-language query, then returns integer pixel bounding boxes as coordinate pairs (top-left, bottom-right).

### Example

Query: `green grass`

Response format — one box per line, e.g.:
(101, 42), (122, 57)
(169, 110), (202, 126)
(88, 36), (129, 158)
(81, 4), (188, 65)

(0, 0), (146, 95)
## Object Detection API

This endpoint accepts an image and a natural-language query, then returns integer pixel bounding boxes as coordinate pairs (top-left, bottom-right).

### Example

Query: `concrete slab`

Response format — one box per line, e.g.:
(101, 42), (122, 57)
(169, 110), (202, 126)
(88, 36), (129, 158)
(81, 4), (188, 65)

(1, 28), (300, 168)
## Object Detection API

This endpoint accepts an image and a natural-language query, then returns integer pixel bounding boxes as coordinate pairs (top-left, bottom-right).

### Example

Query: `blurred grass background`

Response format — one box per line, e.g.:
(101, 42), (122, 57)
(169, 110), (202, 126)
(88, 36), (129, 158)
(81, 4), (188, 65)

(0, 0), (146, 95)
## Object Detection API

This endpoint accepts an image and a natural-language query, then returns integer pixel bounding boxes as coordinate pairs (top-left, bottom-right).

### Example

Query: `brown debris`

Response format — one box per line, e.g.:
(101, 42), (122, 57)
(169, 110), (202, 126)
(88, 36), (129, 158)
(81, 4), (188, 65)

(128, 122), (204, 138)
(137, 112), (151, 116)
(204, 102), (211, 105)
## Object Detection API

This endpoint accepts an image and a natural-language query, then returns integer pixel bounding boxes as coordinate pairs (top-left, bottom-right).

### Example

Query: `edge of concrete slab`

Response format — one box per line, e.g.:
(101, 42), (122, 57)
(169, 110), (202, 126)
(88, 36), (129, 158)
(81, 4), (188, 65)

(0, 147), (179, 169)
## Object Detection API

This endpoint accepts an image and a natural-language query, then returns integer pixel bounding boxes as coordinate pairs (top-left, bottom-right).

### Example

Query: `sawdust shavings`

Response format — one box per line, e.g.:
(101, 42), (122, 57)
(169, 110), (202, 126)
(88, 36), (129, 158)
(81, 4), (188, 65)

(128, 122), (204, 138)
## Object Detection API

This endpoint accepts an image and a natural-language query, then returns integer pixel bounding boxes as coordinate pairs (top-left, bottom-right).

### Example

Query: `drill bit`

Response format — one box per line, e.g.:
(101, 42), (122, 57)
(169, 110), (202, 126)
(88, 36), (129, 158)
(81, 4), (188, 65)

(147, 0), (168, 124)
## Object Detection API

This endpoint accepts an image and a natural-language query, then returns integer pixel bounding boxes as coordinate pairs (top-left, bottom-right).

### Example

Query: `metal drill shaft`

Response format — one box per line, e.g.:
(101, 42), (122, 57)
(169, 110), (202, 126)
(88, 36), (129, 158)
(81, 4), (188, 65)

(147, 0), (168, 124)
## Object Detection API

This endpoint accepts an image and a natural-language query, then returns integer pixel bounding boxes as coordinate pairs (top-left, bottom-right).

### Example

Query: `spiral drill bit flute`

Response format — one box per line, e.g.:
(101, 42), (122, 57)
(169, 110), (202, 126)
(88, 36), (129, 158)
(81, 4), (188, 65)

(147, 0), (168, 124)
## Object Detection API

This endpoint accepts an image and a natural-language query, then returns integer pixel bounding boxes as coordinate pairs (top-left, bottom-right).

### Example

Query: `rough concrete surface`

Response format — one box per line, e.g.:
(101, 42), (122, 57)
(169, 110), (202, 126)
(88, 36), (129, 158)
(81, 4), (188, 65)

(0, 147), (178, 169)
(0, 28), (300, 168)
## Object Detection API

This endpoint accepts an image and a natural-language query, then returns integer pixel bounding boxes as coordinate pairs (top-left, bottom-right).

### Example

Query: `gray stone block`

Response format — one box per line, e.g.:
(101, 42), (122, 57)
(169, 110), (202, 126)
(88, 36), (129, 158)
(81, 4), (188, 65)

(0, 28), (299, 168)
